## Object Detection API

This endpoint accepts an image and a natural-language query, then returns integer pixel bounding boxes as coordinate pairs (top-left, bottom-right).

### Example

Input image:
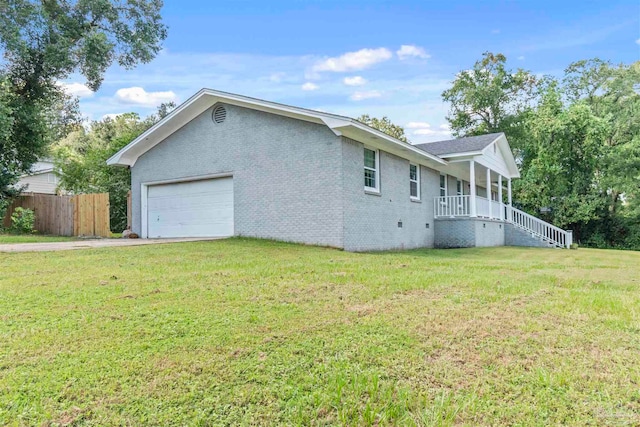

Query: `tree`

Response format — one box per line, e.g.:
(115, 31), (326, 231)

(356, 114), (408, 142)
(561, 59), (640, 247)
(0, 0), (167, 205)
(516, 83), (610, 239)
(53, 102), (174, 232)
(442, 53), (640, 248)
(53, 113), (153, 232)
(441, 52), (538, 151)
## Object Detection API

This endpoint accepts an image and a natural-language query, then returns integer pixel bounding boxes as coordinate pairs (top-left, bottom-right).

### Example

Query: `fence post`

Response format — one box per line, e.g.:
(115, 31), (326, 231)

(566, 230), (573, 248)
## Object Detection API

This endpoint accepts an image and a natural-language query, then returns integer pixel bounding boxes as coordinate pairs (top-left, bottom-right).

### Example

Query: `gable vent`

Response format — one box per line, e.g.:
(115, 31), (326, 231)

(212, 105), (227, 124)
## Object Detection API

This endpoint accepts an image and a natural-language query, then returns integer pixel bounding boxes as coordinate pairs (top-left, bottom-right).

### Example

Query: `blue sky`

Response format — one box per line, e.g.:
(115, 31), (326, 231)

(64, 0), (640, 143)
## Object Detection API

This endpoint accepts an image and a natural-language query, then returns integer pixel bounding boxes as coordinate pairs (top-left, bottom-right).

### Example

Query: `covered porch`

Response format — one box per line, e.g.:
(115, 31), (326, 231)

(434, 159), (513, 221)
(426, 136), (572, 249)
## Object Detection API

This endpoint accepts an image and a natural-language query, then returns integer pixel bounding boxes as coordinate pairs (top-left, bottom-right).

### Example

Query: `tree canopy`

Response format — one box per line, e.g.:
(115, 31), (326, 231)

(356, 114), (409, 142)
(443, 53), (640, 249)
(53, 103), (174, 232)
(0, 0), (167, 207)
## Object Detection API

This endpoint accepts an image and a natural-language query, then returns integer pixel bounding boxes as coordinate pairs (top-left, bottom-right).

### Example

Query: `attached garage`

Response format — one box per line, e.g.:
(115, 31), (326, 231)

(144, 177), (234, 238)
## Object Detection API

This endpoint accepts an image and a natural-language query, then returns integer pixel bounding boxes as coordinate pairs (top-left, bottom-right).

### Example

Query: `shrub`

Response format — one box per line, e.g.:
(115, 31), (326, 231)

(10, 207), (35, 234)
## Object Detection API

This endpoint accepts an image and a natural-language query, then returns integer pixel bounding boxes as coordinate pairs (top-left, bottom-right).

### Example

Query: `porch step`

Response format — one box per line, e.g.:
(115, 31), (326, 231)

(505, 223), (561, 248)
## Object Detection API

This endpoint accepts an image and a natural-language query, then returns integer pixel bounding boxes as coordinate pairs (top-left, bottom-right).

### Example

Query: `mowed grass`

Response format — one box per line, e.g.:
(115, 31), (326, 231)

(0, 234), (77, 244)
(1, 239), (639, 426)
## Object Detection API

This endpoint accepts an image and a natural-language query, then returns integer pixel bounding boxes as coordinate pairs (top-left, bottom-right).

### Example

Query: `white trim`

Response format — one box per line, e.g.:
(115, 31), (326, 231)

(456, 178), (463, 196)
(439, 174), (447, 198)
(107, 88), (447, 168)
(141, 183), (148, 238)
(486, 167), (492, 218)
(409, 163), (420, 200)
(469, 160), (477, 217)
(140, 172), (233, 239)
(364, 147), (380, 193)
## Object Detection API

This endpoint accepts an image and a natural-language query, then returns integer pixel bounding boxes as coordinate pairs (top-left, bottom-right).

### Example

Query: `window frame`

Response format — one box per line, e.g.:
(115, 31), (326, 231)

(409, 163), (420, 200)
(439, 174), (447, 199)
(47, 173), (57, 184)
(456, 179), (463, 196)
(364, 147), (380, 193)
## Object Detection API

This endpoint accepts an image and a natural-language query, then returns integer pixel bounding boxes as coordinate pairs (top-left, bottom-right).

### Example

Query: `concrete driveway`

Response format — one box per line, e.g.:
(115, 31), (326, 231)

(0, 237), (223, 253)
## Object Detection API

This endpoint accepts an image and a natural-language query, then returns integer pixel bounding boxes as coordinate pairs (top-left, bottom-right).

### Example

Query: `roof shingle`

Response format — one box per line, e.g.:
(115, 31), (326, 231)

(415, 132), (503, 156)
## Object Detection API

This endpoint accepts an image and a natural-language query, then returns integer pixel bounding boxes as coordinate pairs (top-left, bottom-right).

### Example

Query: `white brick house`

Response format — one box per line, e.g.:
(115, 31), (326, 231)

(108, 89), (571, 251)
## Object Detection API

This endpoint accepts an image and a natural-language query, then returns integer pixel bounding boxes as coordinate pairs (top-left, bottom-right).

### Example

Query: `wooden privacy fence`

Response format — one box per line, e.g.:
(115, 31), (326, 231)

(3, 193), (110, 237)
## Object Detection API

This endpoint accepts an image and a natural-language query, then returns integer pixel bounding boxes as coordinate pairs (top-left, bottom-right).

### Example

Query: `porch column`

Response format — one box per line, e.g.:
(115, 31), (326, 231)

(507, 178), (513, 221)
(486, 167), (492, 218)
(498, 174), (503, 220)
(469, 160), (477, 217)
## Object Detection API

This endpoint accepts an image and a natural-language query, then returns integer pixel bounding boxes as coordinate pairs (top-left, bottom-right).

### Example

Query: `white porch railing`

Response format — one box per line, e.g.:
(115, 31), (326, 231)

(475, 198), (505, 220)
(434, 195), (471, 217)
(434, 195), (504, 220)
(433, 196), (573, 248)
(508, 206), (573, 248)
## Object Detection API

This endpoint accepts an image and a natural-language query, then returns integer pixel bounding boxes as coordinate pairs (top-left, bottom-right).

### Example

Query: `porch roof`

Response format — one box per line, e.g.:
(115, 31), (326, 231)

(414, 133), (503, 156)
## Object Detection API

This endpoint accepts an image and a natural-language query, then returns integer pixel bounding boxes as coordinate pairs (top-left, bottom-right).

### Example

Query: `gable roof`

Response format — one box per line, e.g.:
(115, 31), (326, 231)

(415, 133), (503, 156)
(107, 88), (447, 168)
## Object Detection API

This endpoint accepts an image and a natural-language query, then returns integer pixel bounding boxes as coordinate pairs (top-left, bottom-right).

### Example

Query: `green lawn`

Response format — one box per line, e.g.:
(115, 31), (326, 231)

(0, 233), (77, 244)
(1, 239), (639, 426)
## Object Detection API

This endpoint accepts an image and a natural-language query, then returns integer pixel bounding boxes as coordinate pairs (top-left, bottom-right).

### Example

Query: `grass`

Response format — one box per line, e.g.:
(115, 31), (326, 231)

(0, 238), (639, 426)
(0, 233), (77, 244)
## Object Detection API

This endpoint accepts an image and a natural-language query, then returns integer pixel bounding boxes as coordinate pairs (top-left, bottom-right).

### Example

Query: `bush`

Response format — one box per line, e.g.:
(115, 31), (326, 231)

(10, 207), (35, 234)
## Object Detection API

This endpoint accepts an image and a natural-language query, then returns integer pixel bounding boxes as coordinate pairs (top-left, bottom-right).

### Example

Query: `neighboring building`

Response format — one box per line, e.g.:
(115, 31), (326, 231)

(107, 89), (572, 251)
(16, 160), (61, 195)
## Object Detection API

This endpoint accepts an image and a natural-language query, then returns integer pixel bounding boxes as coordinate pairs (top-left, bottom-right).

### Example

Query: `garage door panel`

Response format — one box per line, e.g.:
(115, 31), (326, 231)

(147, 177), (234, 238)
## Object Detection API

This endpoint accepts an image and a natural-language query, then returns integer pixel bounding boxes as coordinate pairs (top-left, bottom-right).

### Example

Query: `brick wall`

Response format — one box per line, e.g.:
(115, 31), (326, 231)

(131, 103), (345, 247)
(434, 217), (505, 248)
(341, 137), (439, 251)
(505, 223), (556, 248)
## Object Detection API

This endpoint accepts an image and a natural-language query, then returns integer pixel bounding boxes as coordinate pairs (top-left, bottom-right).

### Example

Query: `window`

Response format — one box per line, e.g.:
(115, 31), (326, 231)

(456, 179), (463, 196)
(409, 164), (420, 200)
(439, 174), (447, 198)
(364, 148), (379, 192)
(47, 173), (57, 184)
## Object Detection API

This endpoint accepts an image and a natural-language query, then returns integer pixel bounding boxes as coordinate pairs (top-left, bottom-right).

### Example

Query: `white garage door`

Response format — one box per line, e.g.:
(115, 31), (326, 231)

(147, 177), (234, 238)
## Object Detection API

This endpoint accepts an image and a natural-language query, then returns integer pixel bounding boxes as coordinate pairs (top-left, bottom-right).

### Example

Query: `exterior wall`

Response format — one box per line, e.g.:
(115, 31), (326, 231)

(17, 172), (58, 194)
(131, 103), (344, 247)
(434, 218), (475, 248)
(505, 223), (555, 248)
(341, 137), (438, 251)
(474, 219), (505, 247)
(434, 218), (505, 248)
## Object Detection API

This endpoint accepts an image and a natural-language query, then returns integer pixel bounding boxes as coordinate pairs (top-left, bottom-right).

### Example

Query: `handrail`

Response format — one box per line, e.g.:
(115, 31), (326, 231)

(507, 206), (572, 248)
(434, 195), (470, 217)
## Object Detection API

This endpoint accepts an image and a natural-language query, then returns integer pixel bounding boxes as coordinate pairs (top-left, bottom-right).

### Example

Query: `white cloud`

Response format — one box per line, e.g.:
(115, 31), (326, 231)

(396, 45), (430, 60)
(302, 82), (319, 91)
(101, 113), (125, 121)
(343, 76), (367, 86)
(636, 38), (640, 45)
(406, 122), (431, 129)
(491, 29), (501, 34)
(517, 55), (526, 60)
(312, 48), (392, 73)
(350, 90), (382, 101)
(413, 128), (436, 135)
(58, 82), (94, 98)
(114, 87), (177, 107)
(410, 122), (451, 137)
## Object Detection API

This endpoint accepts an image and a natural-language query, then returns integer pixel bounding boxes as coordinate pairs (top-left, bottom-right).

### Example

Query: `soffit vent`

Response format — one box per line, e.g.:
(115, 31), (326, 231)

(212, 105), (227, 124)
